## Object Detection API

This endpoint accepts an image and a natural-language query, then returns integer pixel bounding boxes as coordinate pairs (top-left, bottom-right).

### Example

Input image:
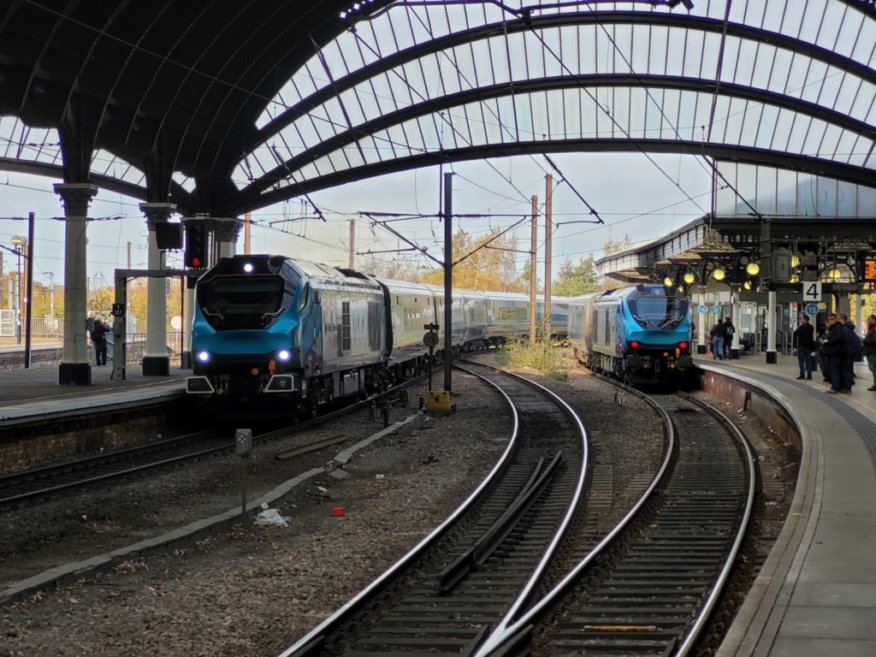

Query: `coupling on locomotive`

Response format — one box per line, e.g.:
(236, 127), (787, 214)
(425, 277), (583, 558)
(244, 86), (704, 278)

(185, 256), (693, 415)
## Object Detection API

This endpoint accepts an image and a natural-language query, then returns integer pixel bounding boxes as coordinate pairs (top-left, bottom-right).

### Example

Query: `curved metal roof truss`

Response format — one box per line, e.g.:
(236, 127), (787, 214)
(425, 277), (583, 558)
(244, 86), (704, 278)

(0, 1), (873, 217)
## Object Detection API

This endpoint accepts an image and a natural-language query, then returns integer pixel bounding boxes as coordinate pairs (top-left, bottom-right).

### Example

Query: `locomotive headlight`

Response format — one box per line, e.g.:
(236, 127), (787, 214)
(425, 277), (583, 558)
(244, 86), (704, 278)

(277, 349), (292, 362)
(243, 262), (254, 273)
(196, 350), (211, 363)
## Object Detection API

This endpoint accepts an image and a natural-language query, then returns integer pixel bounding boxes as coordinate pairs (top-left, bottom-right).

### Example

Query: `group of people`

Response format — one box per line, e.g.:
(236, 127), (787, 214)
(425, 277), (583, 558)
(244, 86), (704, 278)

(793, 312), (876, 394)
(708, 316), (736, 360)
(89, 316), (110, 367)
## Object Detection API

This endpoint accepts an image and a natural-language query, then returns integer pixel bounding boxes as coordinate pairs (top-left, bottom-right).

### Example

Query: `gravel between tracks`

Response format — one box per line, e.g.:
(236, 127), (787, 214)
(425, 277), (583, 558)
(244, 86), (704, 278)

(0, 354), (792, 657)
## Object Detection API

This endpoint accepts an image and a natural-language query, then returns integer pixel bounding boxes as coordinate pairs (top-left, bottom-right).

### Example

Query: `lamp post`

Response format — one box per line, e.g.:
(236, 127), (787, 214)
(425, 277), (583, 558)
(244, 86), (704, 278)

(10, 236), (27, 345)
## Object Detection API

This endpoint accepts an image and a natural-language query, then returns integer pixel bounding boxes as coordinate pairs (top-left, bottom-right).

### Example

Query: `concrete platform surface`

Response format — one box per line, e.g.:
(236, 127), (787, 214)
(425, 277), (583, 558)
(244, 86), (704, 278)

(0, 362), (186, 422)
(702, 352), (876, 657)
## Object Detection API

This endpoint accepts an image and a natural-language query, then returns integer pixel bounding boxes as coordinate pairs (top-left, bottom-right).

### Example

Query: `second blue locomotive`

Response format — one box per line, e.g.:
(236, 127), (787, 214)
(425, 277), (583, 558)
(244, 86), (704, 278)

(567, 283), (694, 384)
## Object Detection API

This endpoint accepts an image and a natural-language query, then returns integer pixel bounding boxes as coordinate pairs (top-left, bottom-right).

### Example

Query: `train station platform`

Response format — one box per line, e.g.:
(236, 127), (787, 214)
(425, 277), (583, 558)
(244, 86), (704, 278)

(697, 352), (876, 657)
(0, 363), (187, 424)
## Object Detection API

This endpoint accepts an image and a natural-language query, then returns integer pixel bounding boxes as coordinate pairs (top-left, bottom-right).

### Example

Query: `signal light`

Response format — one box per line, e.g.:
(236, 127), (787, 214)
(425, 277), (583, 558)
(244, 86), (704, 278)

(184, 220), (208, 269)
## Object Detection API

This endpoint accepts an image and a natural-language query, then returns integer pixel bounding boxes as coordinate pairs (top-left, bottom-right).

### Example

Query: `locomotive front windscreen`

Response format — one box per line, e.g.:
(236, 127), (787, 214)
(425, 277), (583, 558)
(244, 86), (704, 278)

(204, 276), (286, 329)
(628, 292), (689, 325)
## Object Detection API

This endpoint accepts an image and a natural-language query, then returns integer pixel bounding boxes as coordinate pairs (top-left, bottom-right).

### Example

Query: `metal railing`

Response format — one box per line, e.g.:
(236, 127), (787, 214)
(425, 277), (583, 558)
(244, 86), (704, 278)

(0, 330), (187, 370)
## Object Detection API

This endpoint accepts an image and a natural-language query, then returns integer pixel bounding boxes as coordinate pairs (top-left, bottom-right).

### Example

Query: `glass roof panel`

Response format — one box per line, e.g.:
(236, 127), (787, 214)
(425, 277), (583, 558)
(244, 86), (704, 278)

(716, 161), (875, 218)
(0, 117), (61, 165)
(91, 150), (145, 186)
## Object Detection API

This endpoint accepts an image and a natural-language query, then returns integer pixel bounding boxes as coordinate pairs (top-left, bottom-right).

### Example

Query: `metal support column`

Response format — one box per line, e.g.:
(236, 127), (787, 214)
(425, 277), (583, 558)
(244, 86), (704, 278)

(54, 183), (98, 385)
(766, 290), (777, 364)
(141, 203), (176, 376)
(443, 172), (453, 393)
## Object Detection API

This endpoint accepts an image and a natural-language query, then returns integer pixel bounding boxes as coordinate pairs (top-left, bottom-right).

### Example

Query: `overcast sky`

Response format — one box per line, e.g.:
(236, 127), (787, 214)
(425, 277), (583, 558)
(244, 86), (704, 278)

(0, 150), (712, 289)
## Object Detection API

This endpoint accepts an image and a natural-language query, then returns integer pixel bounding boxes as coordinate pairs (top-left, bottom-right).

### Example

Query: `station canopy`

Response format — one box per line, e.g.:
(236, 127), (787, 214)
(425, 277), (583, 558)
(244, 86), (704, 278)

(0, 1), (874, 282)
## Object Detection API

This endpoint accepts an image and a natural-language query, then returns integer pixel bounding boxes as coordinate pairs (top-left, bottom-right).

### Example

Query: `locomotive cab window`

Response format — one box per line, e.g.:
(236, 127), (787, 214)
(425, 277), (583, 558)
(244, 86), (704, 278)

(628, 290), (689, 326)
(204, 276), (286, 329)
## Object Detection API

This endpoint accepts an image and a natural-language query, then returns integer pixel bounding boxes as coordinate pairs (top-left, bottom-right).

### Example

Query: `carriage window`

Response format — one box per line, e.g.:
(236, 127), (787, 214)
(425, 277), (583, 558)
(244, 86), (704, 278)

(341, 302), (351, 351)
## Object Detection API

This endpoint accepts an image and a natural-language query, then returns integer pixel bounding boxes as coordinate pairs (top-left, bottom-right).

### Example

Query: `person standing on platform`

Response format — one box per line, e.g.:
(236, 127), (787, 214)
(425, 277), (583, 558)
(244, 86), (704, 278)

(839, 312), (861, 393)
(90, 316), (109, 367)
(721, 317), (735, 360)
(821, 313), (845, 394)
(793, 314), (816, 380)
(710, 321), (724, 360)
(863, 314), (876, 391)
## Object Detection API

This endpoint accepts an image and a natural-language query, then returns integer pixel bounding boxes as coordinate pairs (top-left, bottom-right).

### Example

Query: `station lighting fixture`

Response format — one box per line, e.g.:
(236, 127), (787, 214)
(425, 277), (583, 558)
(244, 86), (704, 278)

(663, 275), (673, 286)
(743, 280), (753, 290)
(746, 262), (761, 276)
(683, 271), (696, 285)
(711, 268), (726, 281)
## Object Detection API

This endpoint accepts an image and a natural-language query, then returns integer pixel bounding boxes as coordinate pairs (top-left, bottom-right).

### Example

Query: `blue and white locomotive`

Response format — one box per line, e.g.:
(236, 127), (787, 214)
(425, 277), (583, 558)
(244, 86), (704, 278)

(567, 283), (694, 384)
(185, 255), (389, 414)
(185, 254), (569, 415)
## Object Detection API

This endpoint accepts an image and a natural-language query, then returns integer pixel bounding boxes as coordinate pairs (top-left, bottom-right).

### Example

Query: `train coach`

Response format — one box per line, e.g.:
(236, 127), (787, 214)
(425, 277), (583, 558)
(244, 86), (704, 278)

(567, 283), (694, 385)
(185, 254), (568, 416)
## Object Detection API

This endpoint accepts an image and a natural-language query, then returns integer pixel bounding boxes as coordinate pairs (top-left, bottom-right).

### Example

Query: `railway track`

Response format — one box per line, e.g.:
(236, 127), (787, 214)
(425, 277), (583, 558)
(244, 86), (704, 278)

(479, 387), (756, 657)
(279, 361), (590, 657)
(278, 368), (756, 657)
(0, 388), (411, 508)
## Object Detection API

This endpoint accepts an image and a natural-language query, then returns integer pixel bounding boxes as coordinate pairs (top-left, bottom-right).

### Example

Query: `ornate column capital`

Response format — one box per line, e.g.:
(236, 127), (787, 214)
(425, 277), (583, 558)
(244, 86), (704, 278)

(53, 183), (98, 217)
(140, 202), (178, 229)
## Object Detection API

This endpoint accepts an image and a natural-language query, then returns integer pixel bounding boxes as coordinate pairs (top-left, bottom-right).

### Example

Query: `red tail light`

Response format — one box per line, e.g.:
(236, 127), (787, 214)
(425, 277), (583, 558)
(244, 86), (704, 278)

(679, 341), (688, 349)
(630, 340), (640, 349)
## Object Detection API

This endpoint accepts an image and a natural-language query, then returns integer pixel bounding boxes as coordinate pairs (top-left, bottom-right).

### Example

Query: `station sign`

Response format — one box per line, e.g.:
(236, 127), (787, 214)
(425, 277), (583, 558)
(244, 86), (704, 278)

(697, 304), (707, 314)
(863, 258), (876, 282)
(802, 281), (821, 302)
(805, 303), (818, 316)
(711, 304), (721, 314)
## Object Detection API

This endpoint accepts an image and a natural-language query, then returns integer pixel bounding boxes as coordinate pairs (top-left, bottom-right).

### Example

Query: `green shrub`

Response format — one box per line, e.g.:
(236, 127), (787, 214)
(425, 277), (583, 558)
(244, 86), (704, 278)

(502, 336), (568, 377)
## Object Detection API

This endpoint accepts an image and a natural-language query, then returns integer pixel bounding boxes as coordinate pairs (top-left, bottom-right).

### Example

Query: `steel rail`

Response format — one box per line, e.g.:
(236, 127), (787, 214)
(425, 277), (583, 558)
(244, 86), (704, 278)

(456, 361), (590, 647)
(276, 365), (521, 657)
(474, 378), (675, 656)
(673, 391), (757, 657)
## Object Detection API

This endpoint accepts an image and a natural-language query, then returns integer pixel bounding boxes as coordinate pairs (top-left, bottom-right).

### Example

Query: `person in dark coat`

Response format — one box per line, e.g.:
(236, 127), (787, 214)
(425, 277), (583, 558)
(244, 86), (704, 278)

(863, 314), (876, 391)
(721, 317), (735, 360)
(709, 322), (723, 360)
(90, 316), (109, 367)
(792, 314), (817, 380)
(821, 313), (846, 393)
(839, 313), (860, 393)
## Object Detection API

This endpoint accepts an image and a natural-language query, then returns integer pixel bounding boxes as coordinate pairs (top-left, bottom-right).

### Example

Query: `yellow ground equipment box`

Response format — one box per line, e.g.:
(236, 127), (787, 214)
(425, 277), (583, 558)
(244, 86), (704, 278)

(424, 390), (452, 414)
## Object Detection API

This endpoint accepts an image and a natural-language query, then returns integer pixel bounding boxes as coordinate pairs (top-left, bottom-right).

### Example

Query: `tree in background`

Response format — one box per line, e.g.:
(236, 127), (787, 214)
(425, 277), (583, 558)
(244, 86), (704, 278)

(419, 228), (525, 292)
(553, 257), (600, 296)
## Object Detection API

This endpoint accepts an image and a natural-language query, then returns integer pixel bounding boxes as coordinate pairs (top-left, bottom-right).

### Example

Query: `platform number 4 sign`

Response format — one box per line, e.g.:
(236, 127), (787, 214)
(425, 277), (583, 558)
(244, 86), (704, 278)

(803, 281), (822, 303)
